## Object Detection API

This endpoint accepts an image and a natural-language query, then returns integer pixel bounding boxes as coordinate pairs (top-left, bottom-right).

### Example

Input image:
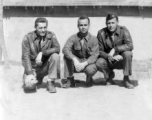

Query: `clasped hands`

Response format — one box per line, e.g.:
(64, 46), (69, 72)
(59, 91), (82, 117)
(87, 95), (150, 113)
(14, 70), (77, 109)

(73, 57), (88, 72)
(108, 48), (123, 64)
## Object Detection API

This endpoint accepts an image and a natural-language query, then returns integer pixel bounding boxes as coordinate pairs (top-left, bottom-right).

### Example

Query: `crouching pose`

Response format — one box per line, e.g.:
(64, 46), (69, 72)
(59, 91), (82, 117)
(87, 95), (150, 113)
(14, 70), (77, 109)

(22, 18), (60, 93)
(96, 13), (134, 89)
(62, 16), (99, 88)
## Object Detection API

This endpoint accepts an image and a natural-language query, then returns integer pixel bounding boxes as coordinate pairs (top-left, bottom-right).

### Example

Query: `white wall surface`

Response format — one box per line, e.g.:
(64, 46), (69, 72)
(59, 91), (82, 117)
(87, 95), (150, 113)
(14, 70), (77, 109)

(3, 17), (152, 62)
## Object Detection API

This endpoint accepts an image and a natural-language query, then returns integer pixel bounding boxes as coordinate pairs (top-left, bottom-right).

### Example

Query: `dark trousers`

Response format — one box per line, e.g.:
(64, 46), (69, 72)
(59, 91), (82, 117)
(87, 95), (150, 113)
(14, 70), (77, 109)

(96, 51), (132, 79)
(24, 53), (60, 82)
(64, 56), (97, 79)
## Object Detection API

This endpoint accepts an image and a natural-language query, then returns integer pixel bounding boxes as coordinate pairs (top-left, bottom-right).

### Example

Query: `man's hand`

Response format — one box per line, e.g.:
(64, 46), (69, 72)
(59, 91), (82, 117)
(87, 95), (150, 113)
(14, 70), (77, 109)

(36, 52), (43, 66)
(76, 61), (88, 72)
(73, 57), (80, 66)
(108, 55), (114, 64)
(73, 58), (88, 72)
(109, 48), (115, 57)
(113, 55), (123, 62)
(73, 57), (82, 72)
(24, 74), (37, 87)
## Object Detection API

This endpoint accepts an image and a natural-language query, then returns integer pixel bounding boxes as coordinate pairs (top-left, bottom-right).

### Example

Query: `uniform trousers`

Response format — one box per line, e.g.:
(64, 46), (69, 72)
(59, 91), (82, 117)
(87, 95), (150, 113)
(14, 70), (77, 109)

(23, 53), (60, 82)
(96, 51), (132, 79)
(64, 56), (97, 79)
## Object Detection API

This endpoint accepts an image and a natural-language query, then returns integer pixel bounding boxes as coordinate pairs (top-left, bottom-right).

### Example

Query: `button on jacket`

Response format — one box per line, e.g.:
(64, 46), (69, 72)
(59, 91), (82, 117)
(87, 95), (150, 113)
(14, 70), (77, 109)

(97, 25), (134, 60)
(62, 32), (99, 64)
(22, 31), (60, 75)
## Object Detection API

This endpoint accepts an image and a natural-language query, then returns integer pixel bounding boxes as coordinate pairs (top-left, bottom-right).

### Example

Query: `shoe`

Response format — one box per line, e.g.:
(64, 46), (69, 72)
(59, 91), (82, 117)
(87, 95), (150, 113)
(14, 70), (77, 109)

(106, 80), (116, 85)
(36, 80), (42, 86)
(47, 81), (56, 93)
(61, 79), (71, 88)
(86, 76), (93, 87)
(123, 76), (134, 89)
(61, 76), (76, 88)
(122, 80), (134, 89)
(69, 76), (76, 87)
(106, 71), (116, 85)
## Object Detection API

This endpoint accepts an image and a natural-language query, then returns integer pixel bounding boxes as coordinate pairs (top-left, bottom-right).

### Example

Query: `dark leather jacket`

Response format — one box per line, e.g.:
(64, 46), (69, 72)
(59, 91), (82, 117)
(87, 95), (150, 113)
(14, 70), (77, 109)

(22, 31), (60, 75)
(97, 25), (133, 60)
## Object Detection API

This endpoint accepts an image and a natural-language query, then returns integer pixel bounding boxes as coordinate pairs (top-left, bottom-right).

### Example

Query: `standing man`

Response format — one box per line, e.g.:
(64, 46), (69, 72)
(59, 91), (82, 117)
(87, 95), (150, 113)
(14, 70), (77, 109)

(62, 16), (99, 88)
(96, 13), (134, 89)
(22, 18), (60, 93)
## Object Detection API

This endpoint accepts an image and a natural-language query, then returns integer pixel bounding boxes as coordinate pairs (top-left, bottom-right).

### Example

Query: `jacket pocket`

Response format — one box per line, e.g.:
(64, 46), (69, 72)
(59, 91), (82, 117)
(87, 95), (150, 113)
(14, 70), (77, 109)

(73, 42), (82, 57)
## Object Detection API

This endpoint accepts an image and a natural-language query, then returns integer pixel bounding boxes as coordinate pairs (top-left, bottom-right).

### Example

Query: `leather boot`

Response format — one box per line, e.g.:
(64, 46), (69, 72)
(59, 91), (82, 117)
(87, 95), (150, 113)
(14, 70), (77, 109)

(123, 76), (134, 89)
(69, 76), (76, 87)
(106, 71), (116, 85)
(61, 79), (71, 88)
(47, 81), (56, 93)
(86, 76), (93, 87)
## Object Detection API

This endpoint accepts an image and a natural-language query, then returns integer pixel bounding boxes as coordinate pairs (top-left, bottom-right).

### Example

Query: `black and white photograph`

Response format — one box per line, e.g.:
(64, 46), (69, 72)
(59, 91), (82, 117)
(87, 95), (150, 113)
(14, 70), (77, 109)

(0, 0), (152, 120)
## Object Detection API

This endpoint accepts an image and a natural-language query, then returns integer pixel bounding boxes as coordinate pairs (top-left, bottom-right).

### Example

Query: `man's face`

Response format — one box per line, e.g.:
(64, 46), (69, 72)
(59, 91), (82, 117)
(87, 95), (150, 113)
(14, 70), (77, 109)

(106, 18), (118, 32)
(35, 22), (47, 37)
(78, 19), (90, 34)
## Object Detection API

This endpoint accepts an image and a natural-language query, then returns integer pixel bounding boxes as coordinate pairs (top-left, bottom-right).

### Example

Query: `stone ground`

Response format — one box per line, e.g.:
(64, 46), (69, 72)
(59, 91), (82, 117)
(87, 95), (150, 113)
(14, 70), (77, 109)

(0, 63), (152, 120)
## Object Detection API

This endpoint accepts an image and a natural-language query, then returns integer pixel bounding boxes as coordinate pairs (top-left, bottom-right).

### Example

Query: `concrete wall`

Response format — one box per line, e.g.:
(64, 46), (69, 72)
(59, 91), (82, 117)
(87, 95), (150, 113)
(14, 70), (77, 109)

(2, 6), (152, 62)
(3, 16), (152, 62)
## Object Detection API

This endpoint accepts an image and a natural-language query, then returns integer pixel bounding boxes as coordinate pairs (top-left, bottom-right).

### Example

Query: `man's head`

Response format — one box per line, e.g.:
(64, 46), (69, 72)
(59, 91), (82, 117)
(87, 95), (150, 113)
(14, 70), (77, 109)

(106, 13), (119, 33)
(35, 17), (48, 37)
(77, 16), (90, 34)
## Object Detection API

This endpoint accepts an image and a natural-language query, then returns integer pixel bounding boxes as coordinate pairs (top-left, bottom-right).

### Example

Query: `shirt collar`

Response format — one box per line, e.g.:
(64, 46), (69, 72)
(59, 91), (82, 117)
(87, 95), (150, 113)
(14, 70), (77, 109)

(77, 32), (90, 42)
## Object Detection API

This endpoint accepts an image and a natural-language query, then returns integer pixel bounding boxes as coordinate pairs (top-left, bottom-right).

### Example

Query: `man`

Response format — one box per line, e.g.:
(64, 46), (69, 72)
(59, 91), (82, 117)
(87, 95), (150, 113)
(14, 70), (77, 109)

(22, 17), (60, 93)
(62, 16), (99, 88)
(96, 13), (134, 89)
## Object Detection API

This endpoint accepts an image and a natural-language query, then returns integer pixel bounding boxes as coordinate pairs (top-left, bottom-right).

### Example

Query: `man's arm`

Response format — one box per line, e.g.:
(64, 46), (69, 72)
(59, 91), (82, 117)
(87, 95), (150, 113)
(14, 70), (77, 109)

(62, 36), (76, 60)
(22, 35), (33, 75)
(87, 37), (99, 64)
(115, 27), (134, 53)
(42, 32), (60, 56)
(97, 31), (109, 60)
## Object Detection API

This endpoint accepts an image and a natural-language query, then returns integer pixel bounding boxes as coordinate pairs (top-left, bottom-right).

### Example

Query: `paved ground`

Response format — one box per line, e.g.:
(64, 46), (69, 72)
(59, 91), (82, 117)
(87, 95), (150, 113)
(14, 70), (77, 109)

(0, 65), (152, 120)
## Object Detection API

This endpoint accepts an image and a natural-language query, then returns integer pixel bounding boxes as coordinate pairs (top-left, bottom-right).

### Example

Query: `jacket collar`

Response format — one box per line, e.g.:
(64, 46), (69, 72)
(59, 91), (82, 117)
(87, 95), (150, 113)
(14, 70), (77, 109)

(33, 31), (52, 41)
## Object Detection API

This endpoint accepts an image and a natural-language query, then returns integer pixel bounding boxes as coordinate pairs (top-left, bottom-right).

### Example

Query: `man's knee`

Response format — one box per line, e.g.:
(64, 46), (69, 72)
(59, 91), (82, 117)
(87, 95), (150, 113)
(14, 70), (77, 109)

(122, 51), (132, 59)
(85, 64), (97, 76)
(49, 53), (60, 61)
(96, 58), (107, 69)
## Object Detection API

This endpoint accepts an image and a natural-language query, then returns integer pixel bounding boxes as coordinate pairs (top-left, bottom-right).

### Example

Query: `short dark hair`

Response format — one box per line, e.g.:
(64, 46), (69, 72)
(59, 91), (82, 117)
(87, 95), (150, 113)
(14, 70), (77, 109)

(106, 13), (118, 22)
(35, 17), (48, 27)
(78, 16), (90, 25)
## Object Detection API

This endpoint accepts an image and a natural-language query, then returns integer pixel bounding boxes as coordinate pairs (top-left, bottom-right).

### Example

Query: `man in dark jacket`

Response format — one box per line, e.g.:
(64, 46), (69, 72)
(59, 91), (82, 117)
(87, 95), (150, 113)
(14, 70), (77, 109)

(62, 16), (99, 88)
(22, 18), (60, 93)
(96, 13), (134, 89)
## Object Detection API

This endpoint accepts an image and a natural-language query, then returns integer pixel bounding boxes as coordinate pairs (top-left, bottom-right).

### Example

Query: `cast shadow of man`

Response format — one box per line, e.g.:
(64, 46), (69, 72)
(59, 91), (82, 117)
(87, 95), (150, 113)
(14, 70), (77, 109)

(74, 78), (138, 88)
